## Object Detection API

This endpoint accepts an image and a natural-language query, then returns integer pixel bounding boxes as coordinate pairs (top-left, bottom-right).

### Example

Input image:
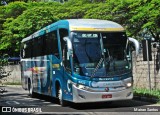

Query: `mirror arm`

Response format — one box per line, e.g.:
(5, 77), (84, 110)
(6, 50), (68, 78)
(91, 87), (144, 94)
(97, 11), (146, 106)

(63, 37), (72, 50)
(63, 37), (73, 60)
(128, 37), (140, 56)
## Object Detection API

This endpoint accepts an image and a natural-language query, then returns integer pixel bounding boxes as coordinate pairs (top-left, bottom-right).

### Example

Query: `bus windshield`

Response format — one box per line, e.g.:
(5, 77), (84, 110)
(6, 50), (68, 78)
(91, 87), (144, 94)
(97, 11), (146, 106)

(72, 32), (131, 77)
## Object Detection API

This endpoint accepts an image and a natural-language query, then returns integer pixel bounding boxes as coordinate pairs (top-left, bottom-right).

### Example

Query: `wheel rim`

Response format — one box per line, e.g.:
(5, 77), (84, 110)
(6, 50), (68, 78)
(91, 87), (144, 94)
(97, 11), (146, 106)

(58, 87), (62, 104)
(28, 82), (32, 95)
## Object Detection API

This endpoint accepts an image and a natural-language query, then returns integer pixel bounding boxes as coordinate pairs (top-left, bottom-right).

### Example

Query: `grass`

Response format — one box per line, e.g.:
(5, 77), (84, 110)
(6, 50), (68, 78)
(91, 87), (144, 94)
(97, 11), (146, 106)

(3, 82), (21, 85)
(133, 87), (160, 103)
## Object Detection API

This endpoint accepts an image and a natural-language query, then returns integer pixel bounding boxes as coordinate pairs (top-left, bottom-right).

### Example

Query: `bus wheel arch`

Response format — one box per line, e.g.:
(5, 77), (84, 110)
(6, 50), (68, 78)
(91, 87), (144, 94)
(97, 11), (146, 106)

(55, 80), (67, 106)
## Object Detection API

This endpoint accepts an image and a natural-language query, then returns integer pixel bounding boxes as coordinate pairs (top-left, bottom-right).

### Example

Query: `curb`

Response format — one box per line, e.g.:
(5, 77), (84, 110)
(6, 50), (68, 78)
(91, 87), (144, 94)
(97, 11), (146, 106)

(133, 96), (160, 103)
(5, 85), (21, 87)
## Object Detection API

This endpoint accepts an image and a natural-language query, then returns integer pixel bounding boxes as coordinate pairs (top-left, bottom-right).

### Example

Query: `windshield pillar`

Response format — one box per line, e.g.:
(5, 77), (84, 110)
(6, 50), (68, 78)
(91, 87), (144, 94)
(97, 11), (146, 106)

(99, 33), (106, 68)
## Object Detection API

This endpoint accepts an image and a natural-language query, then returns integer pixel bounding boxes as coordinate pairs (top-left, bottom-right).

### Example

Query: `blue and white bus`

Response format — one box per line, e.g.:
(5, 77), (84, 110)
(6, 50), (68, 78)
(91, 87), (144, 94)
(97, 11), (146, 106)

(20, 19), (139, 106)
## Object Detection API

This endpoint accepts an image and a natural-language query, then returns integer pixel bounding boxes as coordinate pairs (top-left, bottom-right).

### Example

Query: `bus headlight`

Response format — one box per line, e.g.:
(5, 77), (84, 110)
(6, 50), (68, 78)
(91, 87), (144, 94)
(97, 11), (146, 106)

(76, 84), (89, 90)
(126, 82), (132, 88)
(78, 84), (85, 89)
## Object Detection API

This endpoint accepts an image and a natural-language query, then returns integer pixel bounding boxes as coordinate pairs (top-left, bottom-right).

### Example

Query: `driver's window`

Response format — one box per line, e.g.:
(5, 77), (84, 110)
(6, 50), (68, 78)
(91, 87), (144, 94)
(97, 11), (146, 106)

(63, 44), (71, 71)
(59, 29), (71, 71)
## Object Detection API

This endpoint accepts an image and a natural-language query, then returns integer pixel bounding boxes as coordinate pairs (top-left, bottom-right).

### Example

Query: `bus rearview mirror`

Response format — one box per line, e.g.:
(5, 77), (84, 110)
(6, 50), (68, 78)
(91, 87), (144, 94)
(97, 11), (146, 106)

(63, 37), (72, 50)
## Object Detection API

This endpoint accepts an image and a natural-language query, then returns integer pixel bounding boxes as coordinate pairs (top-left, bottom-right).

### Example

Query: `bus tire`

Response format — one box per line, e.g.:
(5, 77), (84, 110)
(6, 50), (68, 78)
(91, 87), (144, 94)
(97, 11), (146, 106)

(58, 86), (67, 106)
(28, 79), (34, 98)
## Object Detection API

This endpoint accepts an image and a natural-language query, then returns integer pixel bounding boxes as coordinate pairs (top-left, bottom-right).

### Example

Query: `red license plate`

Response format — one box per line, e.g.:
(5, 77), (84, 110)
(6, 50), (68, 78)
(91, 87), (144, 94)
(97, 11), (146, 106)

(102, 94), (112, 99)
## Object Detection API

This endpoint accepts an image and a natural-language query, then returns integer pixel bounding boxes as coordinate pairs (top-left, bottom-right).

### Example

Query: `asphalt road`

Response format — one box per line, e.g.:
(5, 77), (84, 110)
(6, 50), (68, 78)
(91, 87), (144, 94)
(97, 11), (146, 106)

(0, 85), (160, 115)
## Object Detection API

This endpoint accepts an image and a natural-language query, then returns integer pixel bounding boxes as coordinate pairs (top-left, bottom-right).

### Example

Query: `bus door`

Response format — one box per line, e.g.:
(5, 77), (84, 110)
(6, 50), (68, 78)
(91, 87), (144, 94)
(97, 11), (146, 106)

(46, 29), (64, 96)
(59, 29), (73, 101)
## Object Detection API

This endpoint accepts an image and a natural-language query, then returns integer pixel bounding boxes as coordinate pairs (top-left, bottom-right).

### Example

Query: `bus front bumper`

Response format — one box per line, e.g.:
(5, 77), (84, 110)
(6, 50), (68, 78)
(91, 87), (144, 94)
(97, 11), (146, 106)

(72, 85), (133, 103)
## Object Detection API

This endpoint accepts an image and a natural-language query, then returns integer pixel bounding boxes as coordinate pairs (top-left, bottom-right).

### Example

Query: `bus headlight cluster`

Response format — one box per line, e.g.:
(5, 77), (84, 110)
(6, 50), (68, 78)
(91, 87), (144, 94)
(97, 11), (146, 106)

(76, 84), (89, 90)
(78, 84), (85, 89)
(69, 81), (87, 90)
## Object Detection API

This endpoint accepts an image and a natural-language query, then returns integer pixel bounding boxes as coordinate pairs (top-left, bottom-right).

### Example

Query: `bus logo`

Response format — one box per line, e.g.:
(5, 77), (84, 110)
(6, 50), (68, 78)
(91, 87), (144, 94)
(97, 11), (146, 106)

(2, 107), (11, 112)
(105, 87), (109, 92)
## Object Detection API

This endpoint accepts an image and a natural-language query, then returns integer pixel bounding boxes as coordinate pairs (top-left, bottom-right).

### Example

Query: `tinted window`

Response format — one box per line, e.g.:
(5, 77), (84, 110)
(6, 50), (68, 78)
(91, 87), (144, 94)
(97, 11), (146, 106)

(22, 40), (32, 58)
(45, 31), (59, 57)
(22, 30), (59, 58)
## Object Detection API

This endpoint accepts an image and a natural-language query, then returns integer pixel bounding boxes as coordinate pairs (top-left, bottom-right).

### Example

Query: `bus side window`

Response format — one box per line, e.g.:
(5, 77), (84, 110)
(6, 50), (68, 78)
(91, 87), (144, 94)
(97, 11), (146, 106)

(20, 43), (24, 58)
(45, 31), (59, 58)
(39, 36), (44, 56)
(59, 29), (70, 70)
(63, 44), (71, 71)
(29, 35), (44, 57)
(24, 40), (32, 58)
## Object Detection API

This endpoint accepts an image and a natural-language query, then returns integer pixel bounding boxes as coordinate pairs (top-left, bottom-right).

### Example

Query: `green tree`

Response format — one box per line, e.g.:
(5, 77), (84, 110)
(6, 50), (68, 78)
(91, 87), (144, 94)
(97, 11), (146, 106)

(128, 0), (160, 41)
(0, 2), (28, 39)
(0, 2), (27, 18)
(0, 0), (160, 56)
(1, 6), (59, 55)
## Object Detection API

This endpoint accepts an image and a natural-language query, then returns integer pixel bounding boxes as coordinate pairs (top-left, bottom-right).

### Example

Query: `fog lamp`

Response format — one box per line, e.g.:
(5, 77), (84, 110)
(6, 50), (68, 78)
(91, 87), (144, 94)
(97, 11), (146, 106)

(126, 83), (132, 87)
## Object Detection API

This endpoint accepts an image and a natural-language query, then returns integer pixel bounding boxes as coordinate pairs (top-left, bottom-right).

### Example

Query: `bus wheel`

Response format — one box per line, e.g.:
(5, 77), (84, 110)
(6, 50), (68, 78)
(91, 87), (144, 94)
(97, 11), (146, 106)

(28, 79), (34, 97)
(58, 87), (67, 106)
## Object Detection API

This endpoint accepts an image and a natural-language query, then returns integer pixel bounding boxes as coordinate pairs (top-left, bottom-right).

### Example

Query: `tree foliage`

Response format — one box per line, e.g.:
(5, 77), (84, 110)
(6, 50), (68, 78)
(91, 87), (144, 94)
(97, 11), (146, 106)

(1, 7), (59, 53)
(128, 0), (160, 40)
(0, 0), (159, 56)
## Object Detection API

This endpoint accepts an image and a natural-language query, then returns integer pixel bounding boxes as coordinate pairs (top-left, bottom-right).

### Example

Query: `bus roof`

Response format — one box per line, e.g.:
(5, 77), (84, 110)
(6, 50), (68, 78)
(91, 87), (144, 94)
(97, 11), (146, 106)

(22, 19), (125, 43)
(67, 19), (124, 32)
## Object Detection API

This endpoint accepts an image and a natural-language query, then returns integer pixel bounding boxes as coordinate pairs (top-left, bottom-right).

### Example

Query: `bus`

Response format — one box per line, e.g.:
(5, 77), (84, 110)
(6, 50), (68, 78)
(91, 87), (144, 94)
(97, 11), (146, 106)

(20, 19), (140, 106)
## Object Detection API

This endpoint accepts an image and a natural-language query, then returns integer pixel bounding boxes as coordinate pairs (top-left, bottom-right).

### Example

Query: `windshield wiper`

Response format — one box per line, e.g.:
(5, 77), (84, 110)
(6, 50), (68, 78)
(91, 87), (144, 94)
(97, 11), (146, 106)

(91, 58), (104, 78)
(90, 33), (107, 78)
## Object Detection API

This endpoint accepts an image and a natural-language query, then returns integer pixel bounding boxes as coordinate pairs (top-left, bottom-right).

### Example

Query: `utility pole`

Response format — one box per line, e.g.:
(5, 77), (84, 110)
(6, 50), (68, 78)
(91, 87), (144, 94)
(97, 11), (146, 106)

(146, 40), (151, 91)
(142, 39), (152, 91)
